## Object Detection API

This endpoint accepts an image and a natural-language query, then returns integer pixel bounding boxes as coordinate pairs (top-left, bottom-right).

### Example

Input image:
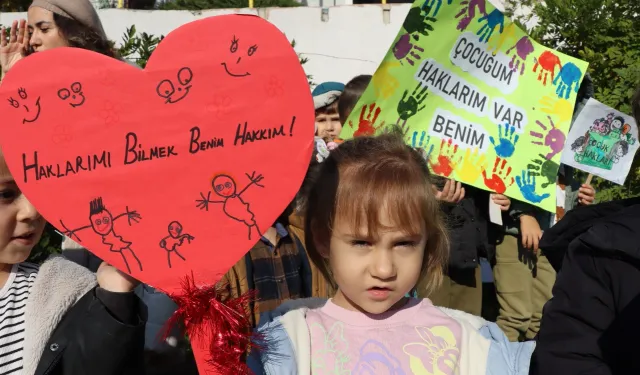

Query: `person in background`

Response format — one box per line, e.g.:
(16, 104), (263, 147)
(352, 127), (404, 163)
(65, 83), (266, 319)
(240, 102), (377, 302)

(493, 74), (597, 342)
(1, 1), (197, 372)
(337, 74), (373, 127)
(529, 85), (640, 374)
(313, 81), (344, 142)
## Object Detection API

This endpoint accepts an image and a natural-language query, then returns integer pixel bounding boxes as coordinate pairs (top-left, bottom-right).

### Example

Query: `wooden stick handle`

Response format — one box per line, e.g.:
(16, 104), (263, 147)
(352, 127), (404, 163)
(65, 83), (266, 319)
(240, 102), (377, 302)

(585, 173), (593, 185)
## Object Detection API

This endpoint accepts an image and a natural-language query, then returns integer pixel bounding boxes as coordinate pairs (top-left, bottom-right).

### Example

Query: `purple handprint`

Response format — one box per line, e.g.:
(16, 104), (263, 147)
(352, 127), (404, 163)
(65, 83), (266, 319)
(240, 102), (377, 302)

(506, 36), (534, 76)
(393, 33), (424, 66)
(530, 115), (566, 160)
(455, 0), (487, 31)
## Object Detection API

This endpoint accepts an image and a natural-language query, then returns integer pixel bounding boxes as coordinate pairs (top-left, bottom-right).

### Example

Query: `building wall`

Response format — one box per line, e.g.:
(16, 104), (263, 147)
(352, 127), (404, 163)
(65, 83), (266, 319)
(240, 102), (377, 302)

(1, 1), (534, 86)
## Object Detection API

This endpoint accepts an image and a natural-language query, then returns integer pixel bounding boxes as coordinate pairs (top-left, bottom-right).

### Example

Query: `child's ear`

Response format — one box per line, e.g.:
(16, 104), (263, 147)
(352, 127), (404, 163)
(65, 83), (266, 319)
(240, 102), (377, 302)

(317, 242), (330, 259)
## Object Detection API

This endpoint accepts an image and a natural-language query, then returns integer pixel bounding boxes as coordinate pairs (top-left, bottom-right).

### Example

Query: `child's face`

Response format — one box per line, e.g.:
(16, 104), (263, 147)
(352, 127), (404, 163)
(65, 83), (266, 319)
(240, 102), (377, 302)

(612, 119), (623, 129)
(616, 145), (624, 157)
(0, 153), (46, 265)
(328, 209), (427, 314)
(315, 112), (342, 141)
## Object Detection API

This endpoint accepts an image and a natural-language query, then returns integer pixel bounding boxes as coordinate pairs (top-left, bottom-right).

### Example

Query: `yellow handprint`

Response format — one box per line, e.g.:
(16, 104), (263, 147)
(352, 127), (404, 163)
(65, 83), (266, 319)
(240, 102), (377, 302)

(487, 23), (517, 56)
(539, 95), (573, 123)
(373, 60), (401, 99)
(455, 148), (486, 183)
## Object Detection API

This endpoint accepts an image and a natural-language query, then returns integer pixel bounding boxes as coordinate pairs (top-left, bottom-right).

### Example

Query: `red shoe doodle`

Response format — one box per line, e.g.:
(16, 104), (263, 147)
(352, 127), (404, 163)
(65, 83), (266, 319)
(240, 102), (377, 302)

(350, 103), (384, 137)
(429, 139), (459, 177)
(482, 157), (514, 194)
(533, 51), (562, 86)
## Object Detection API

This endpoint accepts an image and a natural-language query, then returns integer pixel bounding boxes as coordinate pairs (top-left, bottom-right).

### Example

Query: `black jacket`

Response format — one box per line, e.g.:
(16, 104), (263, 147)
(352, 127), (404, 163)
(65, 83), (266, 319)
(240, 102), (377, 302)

(25, 256), (145, 375)
(531, 197), (640, 375)
(443, 185), (496, 269)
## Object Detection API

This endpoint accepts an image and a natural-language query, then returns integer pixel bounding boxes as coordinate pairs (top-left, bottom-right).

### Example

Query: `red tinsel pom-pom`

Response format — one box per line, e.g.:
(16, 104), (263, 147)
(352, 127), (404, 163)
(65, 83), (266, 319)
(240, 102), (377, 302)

(163, 274), (261, 374)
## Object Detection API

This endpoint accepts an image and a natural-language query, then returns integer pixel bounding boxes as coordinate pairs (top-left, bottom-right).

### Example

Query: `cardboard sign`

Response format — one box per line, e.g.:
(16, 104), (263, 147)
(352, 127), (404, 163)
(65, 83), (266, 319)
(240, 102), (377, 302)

(0, 14), (313, 373)
(561, 98), (639, 185)
(341, 0), (589, 212)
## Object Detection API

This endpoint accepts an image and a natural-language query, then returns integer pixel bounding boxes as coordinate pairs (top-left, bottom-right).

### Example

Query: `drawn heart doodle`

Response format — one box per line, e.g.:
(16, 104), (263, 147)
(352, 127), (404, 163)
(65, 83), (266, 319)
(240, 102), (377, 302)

(0, 14), (313, 372)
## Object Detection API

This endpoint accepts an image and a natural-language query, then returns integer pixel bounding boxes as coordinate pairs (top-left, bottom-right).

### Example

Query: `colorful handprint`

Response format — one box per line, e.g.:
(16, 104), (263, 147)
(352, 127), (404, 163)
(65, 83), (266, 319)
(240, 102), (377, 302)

(516, 170), (551, 203)
(553, 62), (582, 99)
(421, 0), (453, 17)
(489, 123), (520, 158)
(505, 36), (534, 76)
(430, 139), (459, 177)
(455, 0), (487, 31)
(539, 95), (573, 123)
(527, 154), (559, 188)
(455, 148), (486, 183)
(482, 157), (514, 194)
(393, 33), (424, 66)
(487, 22), (517, 56)
(350, 103), (384, 137)
(533, 51), (562, 86)
(373, 61), (401, 100)
(398, 83), (429, 121)
(403, 6), (436, 40)
(411, 130), (435, 161)
(476, 9), (505, 43)
(530, 115), (566, 160)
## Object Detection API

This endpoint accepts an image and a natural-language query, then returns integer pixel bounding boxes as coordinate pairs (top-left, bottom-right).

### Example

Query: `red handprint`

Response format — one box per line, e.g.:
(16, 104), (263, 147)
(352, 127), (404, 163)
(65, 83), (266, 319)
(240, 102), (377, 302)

(350, 103), (384, 137)
(532, 51), (562, 86)
(429, 139), (459, 177)
(482, 157), (514, 194)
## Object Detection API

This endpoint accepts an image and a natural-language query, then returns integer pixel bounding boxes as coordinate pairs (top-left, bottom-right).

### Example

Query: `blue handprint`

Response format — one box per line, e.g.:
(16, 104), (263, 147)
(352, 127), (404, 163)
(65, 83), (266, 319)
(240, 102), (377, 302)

(421, 0), (453, 17)
(489, 124), (519, 158)
(516, 170), (550, 203)
(411, 130), (434, 161)
(553, 62), (582, 99)
(476, 9), (504, 43)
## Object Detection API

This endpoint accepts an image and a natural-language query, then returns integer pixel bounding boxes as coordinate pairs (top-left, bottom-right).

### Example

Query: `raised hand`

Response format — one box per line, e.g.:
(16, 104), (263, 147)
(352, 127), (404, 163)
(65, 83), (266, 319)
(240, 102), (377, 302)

(505, 36), (534, 76)
(429, 139), (459, 177)
(527, 153), (558, 188)
(455, 147), (486, 183)
(553, 62), (582, 99)
(482, 157), (514, 194)
(0, 20), (30, 77)
(455, 0), (488, 31)
(539, 95), (573, 123)
(196, 191), (213, 211)
(490, 123), (519, 158)
(476, 9), (505, 43)
(403, 6), (437, 40)
(515, 170), (550, 203)
(246, 171), (265, 188)
(351, 103), (383, 137)
(530, 115), (566, 160)
(434, 179), (465, 204)
(125, 206), (142, 226)
(533, 51), (562, 86)
(398, 83), (428, 121)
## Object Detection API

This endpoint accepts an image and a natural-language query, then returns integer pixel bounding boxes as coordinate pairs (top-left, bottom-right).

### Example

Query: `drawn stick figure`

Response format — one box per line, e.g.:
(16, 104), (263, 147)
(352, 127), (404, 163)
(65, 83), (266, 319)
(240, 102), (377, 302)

(159, 221), (194, 268)
(61, 198), (143, 274)
(196, 172), (264, 240)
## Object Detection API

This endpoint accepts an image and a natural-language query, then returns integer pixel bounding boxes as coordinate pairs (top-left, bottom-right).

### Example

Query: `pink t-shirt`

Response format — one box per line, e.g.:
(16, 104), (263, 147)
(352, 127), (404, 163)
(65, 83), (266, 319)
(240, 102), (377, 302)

(305, 298), (462, 374)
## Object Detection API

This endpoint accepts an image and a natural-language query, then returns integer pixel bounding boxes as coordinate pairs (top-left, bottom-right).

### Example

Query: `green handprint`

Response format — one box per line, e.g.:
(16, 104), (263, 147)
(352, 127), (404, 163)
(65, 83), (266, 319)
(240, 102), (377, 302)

(527, 154), (559, 188)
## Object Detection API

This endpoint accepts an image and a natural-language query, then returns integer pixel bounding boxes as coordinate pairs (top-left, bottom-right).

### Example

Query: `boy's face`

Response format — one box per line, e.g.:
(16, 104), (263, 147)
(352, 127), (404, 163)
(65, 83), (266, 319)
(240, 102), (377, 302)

(326, 206), (426, 315)
(315, 111), (342, 141)
(0, 152), (46, 265)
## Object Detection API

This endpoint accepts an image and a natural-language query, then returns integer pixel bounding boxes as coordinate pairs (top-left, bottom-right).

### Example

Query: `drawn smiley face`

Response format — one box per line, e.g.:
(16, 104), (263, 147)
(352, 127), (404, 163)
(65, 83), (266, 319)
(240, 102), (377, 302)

(8, 88), (41, 124)
(168, 221), (183, 238)
(57, 82), (86, 108)
(156, 67), (194, 104)
(90, 210), (114, 235)
(221, 36), (258, 78)
(212, 175), (237, 198)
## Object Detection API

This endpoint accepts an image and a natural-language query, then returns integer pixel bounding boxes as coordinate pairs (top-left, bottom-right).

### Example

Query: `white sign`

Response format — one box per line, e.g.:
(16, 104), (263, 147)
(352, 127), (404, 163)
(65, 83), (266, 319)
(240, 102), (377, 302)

(560, 98), (639, 185)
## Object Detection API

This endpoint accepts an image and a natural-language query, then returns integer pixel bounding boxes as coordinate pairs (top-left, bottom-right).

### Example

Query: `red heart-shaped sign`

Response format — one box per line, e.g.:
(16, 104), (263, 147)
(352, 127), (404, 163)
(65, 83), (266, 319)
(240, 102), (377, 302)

(0, 14), (314, 294)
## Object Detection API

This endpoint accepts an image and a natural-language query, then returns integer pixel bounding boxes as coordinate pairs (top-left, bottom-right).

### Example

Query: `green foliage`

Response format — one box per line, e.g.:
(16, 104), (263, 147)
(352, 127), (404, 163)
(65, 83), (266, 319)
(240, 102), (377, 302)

(26, 224), (62, 264)
(0, 0), (31, 12)
(159, 0), (301, 9)
(116, 25), (164, 68)
(506, 0), (640, 201)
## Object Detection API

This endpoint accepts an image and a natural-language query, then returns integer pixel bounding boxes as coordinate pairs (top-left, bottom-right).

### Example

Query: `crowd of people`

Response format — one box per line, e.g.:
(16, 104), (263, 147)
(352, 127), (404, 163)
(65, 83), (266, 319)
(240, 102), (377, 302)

(1, 0), (640, 374)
